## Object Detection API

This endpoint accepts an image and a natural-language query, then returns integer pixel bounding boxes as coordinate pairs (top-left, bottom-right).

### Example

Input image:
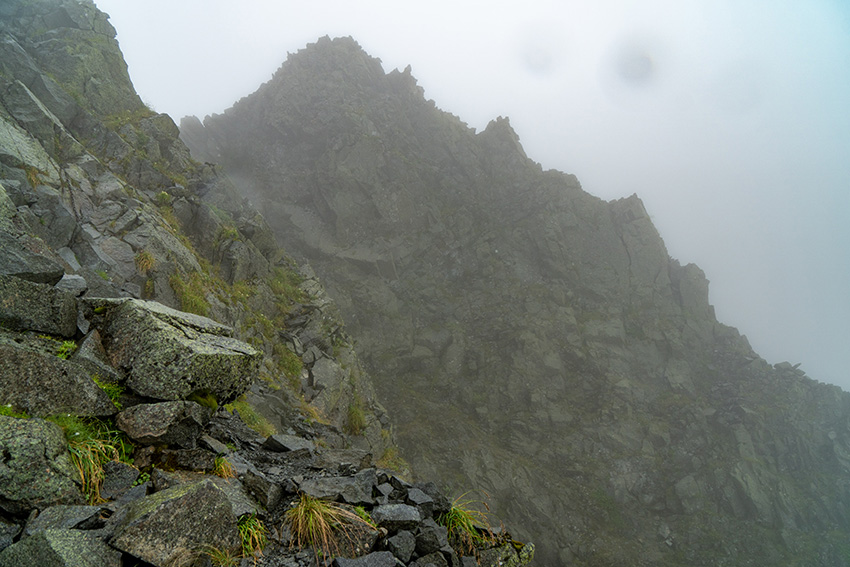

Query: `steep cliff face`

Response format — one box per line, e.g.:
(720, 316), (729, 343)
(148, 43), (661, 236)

(185, 36), (850, 566)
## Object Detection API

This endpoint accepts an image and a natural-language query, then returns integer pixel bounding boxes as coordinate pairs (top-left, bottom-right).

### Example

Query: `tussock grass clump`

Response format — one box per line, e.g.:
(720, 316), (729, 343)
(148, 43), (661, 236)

(345, 393), (366, 436)
(202, 545), (239, 567)
(47, 415), (133, 504)
(376, 445), (409, 475)
(213, 455), (236, 479)
(238, 514), (269, 561)
(134, 249), (156, 273)
(437, 493), (496, 555)
(283, 494), (371, 565)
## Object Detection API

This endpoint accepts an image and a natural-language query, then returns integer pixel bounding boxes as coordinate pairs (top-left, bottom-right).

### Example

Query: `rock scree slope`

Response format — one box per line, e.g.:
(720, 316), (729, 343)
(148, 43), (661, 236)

(0, 2), (533, 566)
(183, 35), (850, 566)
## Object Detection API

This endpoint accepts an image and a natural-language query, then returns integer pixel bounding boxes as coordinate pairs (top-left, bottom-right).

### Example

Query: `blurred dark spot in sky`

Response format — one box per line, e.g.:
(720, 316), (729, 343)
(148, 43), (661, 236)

(616, 48), (654, 86)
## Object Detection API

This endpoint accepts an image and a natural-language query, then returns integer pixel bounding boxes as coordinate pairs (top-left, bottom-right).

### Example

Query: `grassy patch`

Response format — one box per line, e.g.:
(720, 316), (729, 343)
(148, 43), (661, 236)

(214, 455), (236, 480)
(103, 105), (157, 131)
(376, 445), (409, 474)
(187, 389), (219, 411)
(344, 393), (366, 436)
(169, 271), (210, 317)
(437, 493), (495, 555)
(47, 415), (134, 504)
(24, 165), (42, 188)
(224, 396), (276, 438)
(202, 546), (239, 567)
(238, 514), (269, 560)
(92, 375), (124, 411)
(268, 266), (305, 312)
(55, 340), (77, 359)
(275, 344), (303, 389)
(299, 400), (329, 426)
(134, 249), (156, 273)
(283, 494), (371, 564)
(0, 404), (29, 419)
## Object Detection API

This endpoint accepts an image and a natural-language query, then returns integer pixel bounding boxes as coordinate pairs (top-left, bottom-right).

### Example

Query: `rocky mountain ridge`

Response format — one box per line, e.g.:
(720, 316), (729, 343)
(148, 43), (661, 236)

(0, 1), (534, 566)
(184, 35), (850, 566)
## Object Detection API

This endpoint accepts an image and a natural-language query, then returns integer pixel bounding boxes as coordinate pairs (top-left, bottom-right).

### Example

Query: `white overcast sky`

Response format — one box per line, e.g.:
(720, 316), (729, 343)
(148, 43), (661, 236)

(94, 0), (850, 390)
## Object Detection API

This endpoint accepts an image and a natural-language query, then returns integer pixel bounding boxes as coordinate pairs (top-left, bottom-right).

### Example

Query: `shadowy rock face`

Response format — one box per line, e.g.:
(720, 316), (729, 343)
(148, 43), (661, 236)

(0, 528), (122, 567)
(185, 35), (850, 565)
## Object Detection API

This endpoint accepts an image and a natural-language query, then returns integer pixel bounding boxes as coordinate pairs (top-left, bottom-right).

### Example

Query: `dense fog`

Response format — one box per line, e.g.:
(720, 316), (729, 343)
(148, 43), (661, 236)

(96, 0), (850, 389)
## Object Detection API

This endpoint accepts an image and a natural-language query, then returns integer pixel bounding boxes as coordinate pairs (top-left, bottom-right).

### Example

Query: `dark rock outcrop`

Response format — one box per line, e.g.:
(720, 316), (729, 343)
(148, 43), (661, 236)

(185, 34), (850, 565)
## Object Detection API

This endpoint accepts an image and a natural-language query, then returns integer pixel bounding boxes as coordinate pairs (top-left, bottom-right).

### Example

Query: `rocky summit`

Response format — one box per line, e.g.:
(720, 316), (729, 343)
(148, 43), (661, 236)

(184, 35), (850, 566)
(0, 2), (533, 566)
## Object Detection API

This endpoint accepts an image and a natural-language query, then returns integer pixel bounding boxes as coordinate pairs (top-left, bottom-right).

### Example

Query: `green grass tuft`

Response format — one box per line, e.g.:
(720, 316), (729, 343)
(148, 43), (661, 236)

(344, 393), (366, 436)
(283, 494), (372, 565)
(47, 415), (134, 504)
(55, 340), (77, 359)
(238, 514), (269, 560)
(224, 396), (276, 438)
(437, 493), (496, 555)
(0, 404), (29, 419)
(92, 375), (124, 411)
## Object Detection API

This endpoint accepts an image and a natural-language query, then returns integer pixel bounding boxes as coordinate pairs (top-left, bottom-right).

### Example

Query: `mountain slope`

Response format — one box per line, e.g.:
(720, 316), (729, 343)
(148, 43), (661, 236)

(184, 35), (850, 566)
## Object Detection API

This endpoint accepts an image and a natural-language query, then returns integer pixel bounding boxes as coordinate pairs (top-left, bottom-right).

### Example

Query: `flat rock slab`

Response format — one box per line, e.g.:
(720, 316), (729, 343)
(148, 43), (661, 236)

(0, 274), (76, 336)
(263, 433), (316, 453)
(110, 479), (238, 567)
(371, 504), (421, 533)
(0, 528), (122, 567)
(116, 401), (209, 448)
(0, 416), (83, 516)
(22, 505), (105, 536)
(0, 343), (116, 417)
(299, 468), (377, 506)
(101, 299), (261, 402)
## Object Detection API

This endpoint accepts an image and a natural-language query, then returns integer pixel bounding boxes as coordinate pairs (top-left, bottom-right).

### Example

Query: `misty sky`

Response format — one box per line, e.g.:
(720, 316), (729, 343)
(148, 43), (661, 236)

(93, 0), (850, 390)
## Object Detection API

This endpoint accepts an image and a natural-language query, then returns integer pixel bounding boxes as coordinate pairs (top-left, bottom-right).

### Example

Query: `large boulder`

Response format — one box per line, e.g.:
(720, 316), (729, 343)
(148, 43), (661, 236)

(99, 299), (261, 402)
(0, 416), (83, 515)
(0, 528), (122, 567)
(0, 231), (64, 285)
(0, 274), (76, 336)
(0, 343), (116, 417)
(115, 401), (210, 449)
(109, 479), (239, 567)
